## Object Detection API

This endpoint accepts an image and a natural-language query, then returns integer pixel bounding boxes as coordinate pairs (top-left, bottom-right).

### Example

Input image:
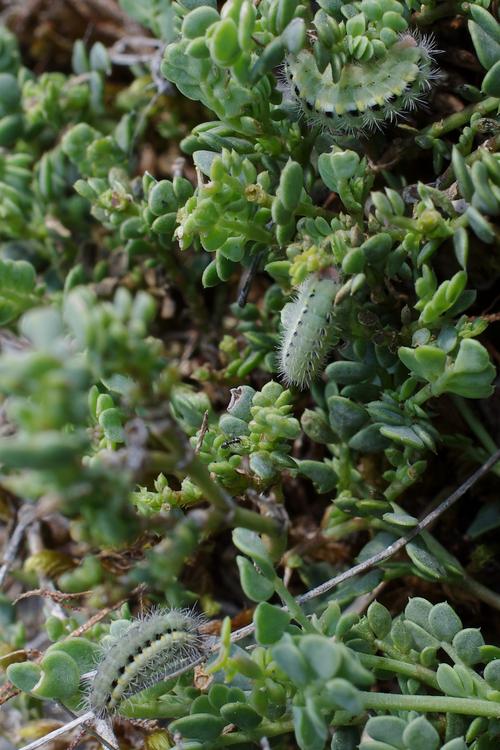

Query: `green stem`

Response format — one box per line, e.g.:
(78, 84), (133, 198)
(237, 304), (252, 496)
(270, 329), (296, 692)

(358, 654), (439, 690)
(452, 396), (498, 455)
(296, 201), (337, 220)
(461, 574), (500, 613)
(412, 383), (434, 406)
(184, 455), (283, 538)
(122, 699), (190, 719)
(360, 691), (500, 718)
(421, 98), (500, 139)
(323, 518), (369, 541)
(182, 454), (237, 513)
(274, 578), (315, 632)
(153, 429), (283, 539)
(451, 396), (500, 479)
(301, 124), (322, 162)
(437, 135), (500, 190)
(379, 215), (417, 230)
(245, 184), (336, 220)
(233, 506), (284, 537)
(218, 218), (273, 244)
(218, 719), (295, 746)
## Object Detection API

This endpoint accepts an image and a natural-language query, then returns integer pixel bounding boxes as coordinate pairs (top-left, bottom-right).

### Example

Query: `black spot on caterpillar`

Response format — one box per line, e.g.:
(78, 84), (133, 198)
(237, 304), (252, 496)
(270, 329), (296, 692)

(278, 274), (339, 389)
(87, 608), (207, 718)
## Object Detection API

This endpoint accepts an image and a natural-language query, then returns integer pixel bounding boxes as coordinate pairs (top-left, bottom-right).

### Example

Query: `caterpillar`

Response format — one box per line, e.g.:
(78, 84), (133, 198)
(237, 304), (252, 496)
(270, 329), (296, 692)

(278, 274), (339, 389)
(284, 33), (439, 134)
(87, 608), (207, 718)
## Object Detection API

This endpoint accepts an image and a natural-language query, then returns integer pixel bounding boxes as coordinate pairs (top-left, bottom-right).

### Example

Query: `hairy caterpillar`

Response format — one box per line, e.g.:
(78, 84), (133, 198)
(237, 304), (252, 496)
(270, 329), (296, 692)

(284, 33), (439, 134)
(278, 274), (339, 389)
(87, 608), (207, 718)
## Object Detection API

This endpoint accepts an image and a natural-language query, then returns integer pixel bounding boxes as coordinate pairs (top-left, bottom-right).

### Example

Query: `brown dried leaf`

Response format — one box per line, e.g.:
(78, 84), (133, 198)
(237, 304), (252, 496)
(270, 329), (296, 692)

(0, 649), (42, 670)
(193, 664), (213, 691)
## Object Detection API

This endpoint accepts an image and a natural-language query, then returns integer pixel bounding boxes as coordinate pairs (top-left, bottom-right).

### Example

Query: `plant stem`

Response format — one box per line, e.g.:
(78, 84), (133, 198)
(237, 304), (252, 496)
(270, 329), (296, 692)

(218, 218), (274, 244)
(184, 455), (283, 537)
(452, 396), (498, 455)
(437, 136), (500, 190)
(420, 98), (500, 139)
(451, 396), (500, 479)
(274, 577), (315, 632)
(360, 691), (500, 718)
(358, 654), (439, 690)
(378, 214), (416, 230)
(153, 425), (283, 539)
(122, 699), (190, 719)
(218, 719), (295, 746)
(462, 574), (500, 612)
(323, 518), (369, 541)
(412, 383), (434, 406)
(296, 201), (337, 220)
(245, 184), (336, 220)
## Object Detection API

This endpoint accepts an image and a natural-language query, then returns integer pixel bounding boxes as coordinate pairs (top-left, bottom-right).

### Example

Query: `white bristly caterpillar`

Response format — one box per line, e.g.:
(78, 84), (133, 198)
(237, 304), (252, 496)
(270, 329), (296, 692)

(284, 33), (439, 134)
(87, 608), (207, 718)
(278, 274), (339, 389)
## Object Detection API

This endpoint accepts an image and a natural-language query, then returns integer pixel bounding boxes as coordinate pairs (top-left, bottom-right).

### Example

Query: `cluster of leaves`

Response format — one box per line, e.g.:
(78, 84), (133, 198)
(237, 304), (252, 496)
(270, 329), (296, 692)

(6, 534), (500, 750)
(0, 0), (500, 749)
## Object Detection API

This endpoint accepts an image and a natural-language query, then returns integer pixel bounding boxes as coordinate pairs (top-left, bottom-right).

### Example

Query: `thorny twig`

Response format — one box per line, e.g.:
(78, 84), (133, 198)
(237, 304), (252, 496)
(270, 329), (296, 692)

(67, 583), (147, 639)
(15, 448), (500, 750)
(108, 36), (170, 95)
(14, 588), (92, 608)
(108, 36), (162, 65)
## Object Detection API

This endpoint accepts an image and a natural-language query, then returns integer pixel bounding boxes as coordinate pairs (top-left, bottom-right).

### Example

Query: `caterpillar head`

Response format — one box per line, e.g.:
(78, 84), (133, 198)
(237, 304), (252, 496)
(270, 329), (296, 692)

(284, 32), (440, 135)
